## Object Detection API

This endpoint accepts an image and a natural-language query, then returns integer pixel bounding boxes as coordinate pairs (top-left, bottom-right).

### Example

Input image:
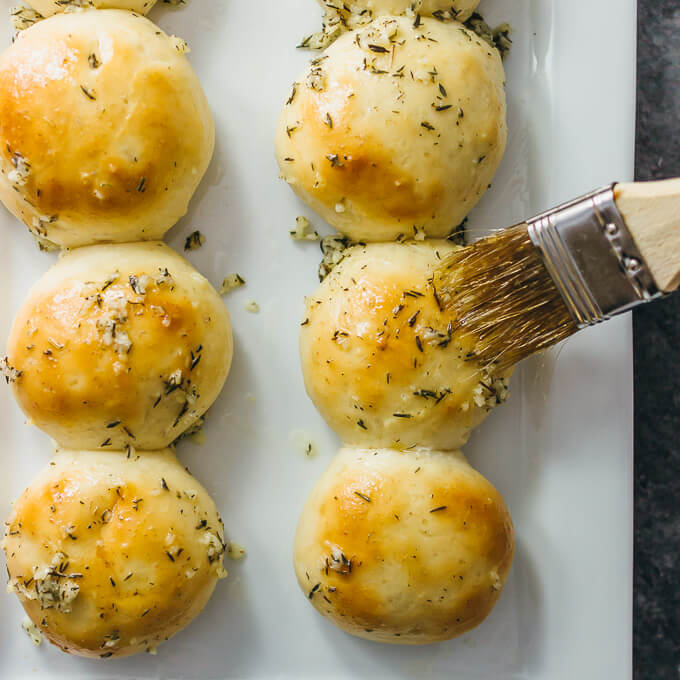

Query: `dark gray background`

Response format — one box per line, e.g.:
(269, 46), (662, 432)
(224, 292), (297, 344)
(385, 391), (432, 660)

(634, 1), (680, 678)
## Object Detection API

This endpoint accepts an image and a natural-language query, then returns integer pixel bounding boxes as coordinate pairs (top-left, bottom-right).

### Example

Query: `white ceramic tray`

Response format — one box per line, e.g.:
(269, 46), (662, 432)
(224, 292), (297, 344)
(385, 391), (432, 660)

(0, 0), (636, 678)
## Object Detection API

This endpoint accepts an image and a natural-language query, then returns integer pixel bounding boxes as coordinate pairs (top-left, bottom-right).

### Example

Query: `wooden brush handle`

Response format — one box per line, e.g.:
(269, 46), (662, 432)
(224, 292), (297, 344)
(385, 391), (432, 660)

(615, 178), (680, 292)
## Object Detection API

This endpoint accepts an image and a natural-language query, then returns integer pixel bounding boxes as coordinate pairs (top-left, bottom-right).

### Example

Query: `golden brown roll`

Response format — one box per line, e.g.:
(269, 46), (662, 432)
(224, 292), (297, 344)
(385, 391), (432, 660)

(26, 0), (157, 16)
(0, 9), (214, 248)
(5, 242), (232, 450)
(300, 241), (511, 451)
(294, 446), (514, 644)
(3, 448), (227, 658)
(276, 15), (507, 242)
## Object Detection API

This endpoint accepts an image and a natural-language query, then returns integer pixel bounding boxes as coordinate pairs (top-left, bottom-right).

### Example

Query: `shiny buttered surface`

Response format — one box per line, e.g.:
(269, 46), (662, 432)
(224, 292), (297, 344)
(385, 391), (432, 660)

(26, 0), (157, 16)
(276, 16), (507, 242)
(0, 10), (214, 248)
(3, 449), (227, 658)
(317, 0), (480, 24)
(300, 242), (511, 451)
(6, 242), (232, 450)
(294, 446), (514, 644)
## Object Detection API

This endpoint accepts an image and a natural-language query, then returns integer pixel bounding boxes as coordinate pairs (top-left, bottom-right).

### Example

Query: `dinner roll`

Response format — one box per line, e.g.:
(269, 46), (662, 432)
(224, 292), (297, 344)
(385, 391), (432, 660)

(0, 10), (214, 248)
(300, 242), (511, 450)
(26, 0), (157, 16)
(317, 0), (480, 28)
(294, 446), (514, 644)
(276, 16), (506, 242)
(3, 449), (227, 658)
(5, 242), (232, 450)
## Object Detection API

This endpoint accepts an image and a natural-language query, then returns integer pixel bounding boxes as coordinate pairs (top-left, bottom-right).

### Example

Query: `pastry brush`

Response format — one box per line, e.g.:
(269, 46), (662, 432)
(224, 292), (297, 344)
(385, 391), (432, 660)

(433, 179), (680, 370)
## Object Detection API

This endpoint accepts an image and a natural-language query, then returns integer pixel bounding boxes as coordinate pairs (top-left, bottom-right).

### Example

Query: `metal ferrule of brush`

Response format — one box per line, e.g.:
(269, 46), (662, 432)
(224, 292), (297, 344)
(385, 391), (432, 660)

(526, 184), (663, 328)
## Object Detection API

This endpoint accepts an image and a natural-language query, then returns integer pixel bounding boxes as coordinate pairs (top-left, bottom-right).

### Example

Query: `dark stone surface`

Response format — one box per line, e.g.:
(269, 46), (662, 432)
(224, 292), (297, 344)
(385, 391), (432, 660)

(634, 1), (680, 678)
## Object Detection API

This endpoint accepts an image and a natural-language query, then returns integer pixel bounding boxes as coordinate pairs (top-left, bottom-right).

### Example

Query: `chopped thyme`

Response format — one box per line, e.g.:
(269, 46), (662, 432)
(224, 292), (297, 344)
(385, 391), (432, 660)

(101, 274), (118, 291)
(173, 400), (189, 427)
(286, 83), (298, 105)
(80, 85), (96, 100)
(190, 351), (202, 371)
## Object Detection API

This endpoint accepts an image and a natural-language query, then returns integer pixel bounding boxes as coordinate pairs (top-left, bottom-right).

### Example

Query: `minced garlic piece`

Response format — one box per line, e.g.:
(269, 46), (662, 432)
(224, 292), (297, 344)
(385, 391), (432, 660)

(290, 216), (319, 241)
(8, 152), (30, 187)
(472, 373), (510, 411)
(318, 235), (352, 281)
(30, 233), (60, 252)
(227, 542), (246, 561)
(244, 299), (260, 313)
(219, 273), (245, 295)
(171, 35), (190, 55)
(0, 357), (22, 384)
(21, 617), (42, 646)
(201, 531), (226, 565)
(10, 5), (43, 32)
(290, 429), (318, 459)
(14, 554), (82, 613)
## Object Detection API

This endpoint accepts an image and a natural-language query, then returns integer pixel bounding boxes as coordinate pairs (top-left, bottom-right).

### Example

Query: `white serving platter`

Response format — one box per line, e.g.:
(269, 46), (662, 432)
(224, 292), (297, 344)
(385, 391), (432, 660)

(0, 0), (636, 678)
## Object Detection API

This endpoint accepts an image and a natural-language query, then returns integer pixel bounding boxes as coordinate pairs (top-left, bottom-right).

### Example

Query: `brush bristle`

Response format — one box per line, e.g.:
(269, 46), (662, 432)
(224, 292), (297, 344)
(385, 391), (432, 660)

(433, 225), (578, 370)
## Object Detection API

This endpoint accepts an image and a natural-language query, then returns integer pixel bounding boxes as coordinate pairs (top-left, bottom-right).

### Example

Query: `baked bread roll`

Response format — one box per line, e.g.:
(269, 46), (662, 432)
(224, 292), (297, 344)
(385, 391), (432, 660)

(276, 16), (507, 242)
(294, 446), (514, 644)
(25, 0), (157, 16)
(300, 242), (511, 450)
(317, 0), (480, 26)
(5, 242), (232, 450)
(0, 10), (214, 248)
(3, 449), (227, 658)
